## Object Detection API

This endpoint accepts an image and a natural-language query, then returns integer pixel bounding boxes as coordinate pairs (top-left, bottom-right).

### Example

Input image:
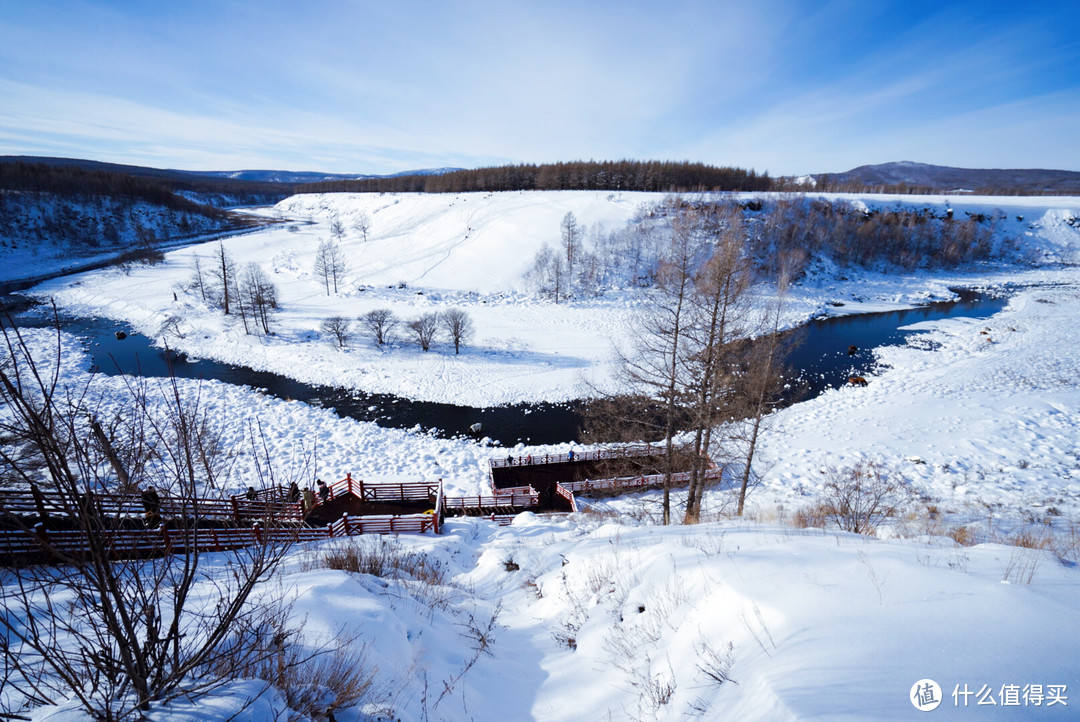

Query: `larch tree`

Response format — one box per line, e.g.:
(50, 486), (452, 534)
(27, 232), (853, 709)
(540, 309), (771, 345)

(313, 239), (348, 295)
(618, 213), (705, 524)
(237, 262), (278, 335)
(560, 211), (582, 297)
(0, 317), (298, 719)
(681, 210), (753, 524)
(354, 212), (371, 243)
(209, 241), (237, 315)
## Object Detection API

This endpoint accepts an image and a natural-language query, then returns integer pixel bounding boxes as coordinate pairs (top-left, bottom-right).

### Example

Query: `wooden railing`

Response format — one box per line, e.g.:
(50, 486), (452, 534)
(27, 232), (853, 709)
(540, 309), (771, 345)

(0, 523), (330, 561)
(327, 513), (437, 536)
(0, 477), (448, 563)
(561, 467), (722, 494)
(324, 474), (440, 503)
(554, 483), (578, 512)
(0, 486), (303, 525)
(444, 490), (539, 510)
(489, 445), (663, 469)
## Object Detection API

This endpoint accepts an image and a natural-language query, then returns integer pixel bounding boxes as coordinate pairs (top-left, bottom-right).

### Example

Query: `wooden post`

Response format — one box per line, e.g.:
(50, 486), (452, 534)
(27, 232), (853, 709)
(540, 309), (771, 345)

(341, 514), (351, 535)
(252, 522), (262, 544)
(231, 497), (241, 524)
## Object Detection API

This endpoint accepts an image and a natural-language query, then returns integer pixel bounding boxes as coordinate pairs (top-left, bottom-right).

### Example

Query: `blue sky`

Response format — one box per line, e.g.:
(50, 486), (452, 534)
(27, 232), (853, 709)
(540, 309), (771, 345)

(1, 0), (1078, 175)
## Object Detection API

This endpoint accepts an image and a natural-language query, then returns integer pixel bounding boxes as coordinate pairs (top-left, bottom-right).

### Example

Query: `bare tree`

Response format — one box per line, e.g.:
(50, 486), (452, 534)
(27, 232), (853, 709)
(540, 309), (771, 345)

(441, 308), (474, 354)
(237, 262), (278, 335)
(524, 243), (565, 302)
(329, 217), (345, 241)
(561, 211), (582, 297)
(407, 313), (440, 351)
(0, 318), (296, 719)
(733, 272), (792, 516)
(313, 239), (348, 295)
(208, 241), (237, 315)
(682, 210), (753, 523)
(354, 212), (371, 243)
(361, 308), (397, 346)
(618, 214), (704, 524)
(188, 254), (209, 303)
(322, 316), (352, 348)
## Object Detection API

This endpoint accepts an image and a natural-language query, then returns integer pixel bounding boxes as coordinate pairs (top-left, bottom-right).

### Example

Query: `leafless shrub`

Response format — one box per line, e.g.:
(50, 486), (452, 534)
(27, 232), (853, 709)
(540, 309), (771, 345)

(313, 537), (446, 586)
(1008, 529), (1053, 550)
(203, 610), (383, 720)
(820, 461), (913, 534)
(434, 601), (502, 710)
(1053, 519), (1080, 564)
(0, 317), (294, 719)
(948, 525), (977, 546)
(1000, 547), (1042, 585)
(791, 502), (831, 529)
(695, 639), (736, 687)
(630, 655), (677, 720)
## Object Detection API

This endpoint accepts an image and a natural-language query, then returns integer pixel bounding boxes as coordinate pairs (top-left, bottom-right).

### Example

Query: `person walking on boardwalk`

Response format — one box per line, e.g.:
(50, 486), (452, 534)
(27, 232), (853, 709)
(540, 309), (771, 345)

(245, 486), (258, 501)
(302, 487), (316, 514)
(288, 481), (300, 502)
(141, 485), (162, 527)
(317, 479), (329, 503)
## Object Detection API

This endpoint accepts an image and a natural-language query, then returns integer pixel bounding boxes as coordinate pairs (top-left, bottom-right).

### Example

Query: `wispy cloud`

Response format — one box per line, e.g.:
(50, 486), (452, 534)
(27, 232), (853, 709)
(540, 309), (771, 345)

(1, 0), (1077, 173)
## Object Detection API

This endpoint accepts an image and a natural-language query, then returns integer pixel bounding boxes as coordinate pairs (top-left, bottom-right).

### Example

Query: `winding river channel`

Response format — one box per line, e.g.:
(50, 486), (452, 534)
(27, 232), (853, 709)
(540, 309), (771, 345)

(6, 290), (1007, 446)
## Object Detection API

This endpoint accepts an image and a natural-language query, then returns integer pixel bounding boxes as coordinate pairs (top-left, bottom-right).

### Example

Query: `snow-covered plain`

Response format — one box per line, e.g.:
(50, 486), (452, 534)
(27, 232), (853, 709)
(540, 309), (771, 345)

(7, 190), (1080, 720)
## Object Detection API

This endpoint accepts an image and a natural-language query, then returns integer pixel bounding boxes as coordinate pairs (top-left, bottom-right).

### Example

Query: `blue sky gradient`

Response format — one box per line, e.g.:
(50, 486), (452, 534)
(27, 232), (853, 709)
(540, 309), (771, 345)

(1, 0), (1077, 175)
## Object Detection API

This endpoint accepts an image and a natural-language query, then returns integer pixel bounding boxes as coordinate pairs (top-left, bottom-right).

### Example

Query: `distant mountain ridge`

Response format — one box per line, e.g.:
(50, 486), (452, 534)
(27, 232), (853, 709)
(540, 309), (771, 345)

(815, 161), (1080, 194)
(0, 156), (462, 185)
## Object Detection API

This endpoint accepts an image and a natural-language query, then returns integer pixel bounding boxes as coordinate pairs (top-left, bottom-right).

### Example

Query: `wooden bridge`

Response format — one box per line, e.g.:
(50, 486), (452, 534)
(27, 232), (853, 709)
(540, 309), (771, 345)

(1, 447), (720, 562)
(488, 445), (719, 515)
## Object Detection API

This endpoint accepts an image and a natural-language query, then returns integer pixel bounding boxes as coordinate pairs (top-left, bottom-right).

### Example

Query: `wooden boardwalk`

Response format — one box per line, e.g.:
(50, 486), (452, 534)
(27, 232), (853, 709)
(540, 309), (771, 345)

(0, 476), (443, 564)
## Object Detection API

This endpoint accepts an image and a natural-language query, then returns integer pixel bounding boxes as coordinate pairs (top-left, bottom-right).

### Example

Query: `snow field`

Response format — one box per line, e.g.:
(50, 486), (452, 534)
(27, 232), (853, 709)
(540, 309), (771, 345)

(188, 513), (1078, 720)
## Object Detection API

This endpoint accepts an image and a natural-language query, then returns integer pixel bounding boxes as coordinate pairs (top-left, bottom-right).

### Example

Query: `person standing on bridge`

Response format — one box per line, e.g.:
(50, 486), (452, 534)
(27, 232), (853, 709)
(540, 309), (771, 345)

(302, 487), (316, 514)
(317, 479), (329, 503)
(141, 485), (161, 527)
(288, 481), (300, 503)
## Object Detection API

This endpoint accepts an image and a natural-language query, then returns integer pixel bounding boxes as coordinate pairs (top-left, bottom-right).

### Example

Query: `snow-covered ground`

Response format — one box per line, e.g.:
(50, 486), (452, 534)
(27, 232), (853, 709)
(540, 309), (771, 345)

(6, 190), (1080, 719)
(25, 191), (1080, 407)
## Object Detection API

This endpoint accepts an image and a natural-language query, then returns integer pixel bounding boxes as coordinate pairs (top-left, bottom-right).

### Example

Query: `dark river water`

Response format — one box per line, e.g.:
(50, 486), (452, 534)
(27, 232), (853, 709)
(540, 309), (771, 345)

(5, 290), (1007, 446)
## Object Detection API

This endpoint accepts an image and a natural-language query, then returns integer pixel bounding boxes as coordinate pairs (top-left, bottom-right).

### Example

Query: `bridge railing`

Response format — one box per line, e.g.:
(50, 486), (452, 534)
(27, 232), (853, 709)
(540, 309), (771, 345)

(443, 490), (539, 510)
(489, 444), (663, 469)
(561, 467), (722, 494)
(554, 483), (578, 512)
